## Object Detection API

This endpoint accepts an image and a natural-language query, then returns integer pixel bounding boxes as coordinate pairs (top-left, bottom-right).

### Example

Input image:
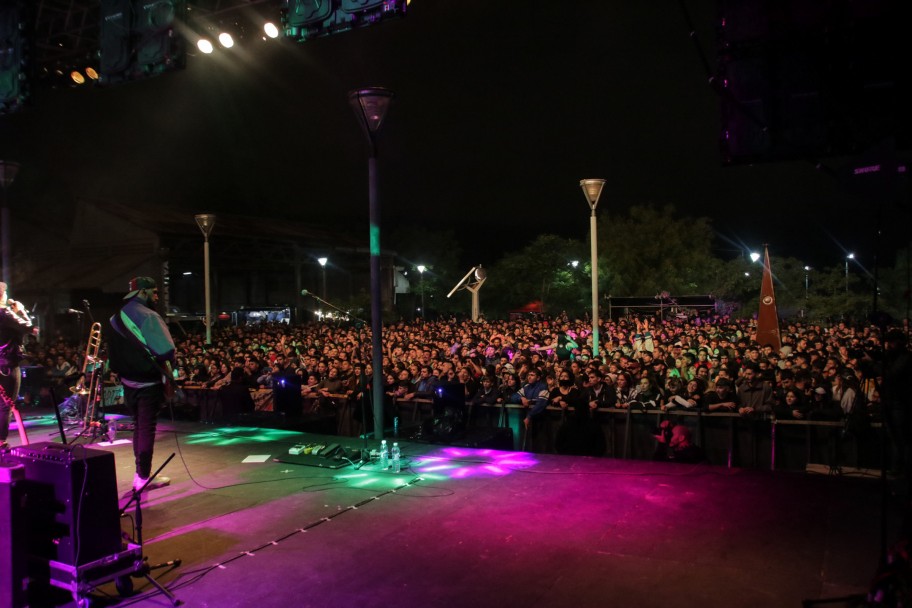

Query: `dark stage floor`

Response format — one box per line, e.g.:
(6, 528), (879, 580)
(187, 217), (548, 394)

(6, 408), (904, 608)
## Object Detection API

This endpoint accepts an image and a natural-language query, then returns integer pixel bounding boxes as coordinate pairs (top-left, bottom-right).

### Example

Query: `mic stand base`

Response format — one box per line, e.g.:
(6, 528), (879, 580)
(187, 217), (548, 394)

(119, 453), (182, 606)
(117, 557), (182, 606)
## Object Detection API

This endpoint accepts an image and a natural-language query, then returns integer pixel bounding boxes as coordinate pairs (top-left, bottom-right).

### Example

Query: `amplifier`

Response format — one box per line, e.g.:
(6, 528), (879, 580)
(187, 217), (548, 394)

(12, 441), (93, 463)
(7, 442), (122, 567)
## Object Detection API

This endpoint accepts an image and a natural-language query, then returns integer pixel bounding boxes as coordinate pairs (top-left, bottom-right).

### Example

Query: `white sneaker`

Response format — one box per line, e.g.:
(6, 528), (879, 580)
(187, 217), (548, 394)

(132, 473), (171, 493)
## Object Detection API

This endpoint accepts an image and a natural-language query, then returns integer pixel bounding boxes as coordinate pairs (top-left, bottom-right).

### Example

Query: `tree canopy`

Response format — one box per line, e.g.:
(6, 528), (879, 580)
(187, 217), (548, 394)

(396, 204), (911, 322)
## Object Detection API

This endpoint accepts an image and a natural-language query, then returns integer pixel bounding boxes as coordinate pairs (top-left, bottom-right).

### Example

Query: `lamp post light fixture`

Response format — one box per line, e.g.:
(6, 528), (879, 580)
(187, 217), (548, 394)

(194, 214), (216, 345)
(580, 179), (606, 359)
(845, 253), (854, 294)
(749, 252), (761, 263)
(318, 257), (328, 300)
(0, 160), (21, 286)
(417, 264), (426, 318)
(349, 86), (394, 440)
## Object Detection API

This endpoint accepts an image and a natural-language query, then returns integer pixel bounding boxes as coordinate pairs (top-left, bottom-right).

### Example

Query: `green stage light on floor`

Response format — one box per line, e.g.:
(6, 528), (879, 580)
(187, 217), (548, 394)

(415, 472), (447, 481)
(185, 427), (301, 446)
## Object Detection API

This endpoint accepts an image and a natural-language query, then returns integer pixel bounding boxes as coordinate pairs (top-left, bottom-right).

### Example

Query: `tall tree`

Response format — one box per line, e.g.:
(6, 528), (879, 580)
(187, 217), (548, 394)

(596, 204), (717, 296)
(483, 235), (586, 317)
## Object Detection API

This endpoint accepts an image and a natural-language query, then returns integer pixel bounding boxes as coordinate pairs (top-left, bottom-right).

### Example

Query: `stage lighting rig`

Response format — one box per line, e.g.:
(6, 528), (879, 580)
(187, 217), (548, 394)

(283, 0), (408, 43)
(99, 0), (187, 85)
(0, 1), (29, 114)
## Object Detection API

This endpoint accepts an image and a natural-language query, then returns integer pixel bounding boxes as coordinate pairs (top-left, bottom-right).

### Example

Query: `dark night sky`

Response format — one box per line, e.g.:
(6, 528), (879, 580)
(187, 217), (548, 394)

(1, 0), (908, 270)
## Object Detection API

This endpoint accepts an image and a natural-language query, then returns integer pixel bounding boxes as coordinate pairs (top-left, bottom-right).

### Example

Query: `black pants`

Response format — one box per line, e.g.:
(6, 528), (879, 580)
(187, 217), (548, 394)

(124, 383), (164, 478)
(0, 365), (21, 442)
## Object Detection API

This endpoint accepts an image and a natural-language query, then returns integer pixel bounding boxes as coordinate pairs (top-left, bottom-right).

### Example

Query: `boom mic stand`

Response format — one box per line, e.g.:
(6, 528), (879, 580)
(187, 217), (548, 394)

(118, 453), (182, 606)
(354, 371), (373, 469)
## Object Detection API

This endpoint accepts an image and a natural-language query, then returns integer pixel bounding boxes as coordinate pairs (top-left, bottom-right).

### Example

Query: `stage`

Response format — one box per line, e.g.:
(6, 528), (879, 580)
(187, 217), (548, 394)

(5, 409), (903, 608)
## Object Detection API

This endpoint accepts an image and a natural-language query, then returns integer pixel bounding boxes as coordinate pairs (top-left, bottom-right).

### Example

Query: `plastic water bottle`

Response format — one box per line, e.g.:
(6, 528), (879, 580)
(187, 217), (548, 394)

(379, 440), (389, 470)
(391, 442), (401, 473)
(393, 415), (399, 438)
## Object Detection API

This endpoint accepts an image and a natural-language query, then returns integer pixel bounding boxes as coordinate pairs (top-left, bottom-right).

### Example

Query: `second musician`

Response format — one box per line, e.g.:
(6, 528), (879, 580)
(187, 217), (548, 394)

(108, 276), (176, 493)
(0, 282), (38, 451)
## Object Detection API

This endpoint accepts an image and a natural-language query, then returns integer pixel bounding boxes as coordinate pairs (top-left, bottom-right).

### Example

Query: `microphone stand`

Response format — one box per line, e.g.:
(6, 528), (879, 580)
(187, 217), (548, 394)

(82, 299), (95, 325)
(118, 453), (182, 605)
(354, 370), (373, 469)
(51, 304), (89, 442)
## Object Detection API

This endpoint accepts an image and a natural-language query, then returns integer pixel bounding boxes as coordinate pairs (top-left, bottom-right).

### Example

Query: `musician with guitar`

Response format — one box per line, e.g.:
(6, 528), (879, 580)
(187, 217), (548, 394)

(0, 281), (38, 451)
(108, 277), (176, 494)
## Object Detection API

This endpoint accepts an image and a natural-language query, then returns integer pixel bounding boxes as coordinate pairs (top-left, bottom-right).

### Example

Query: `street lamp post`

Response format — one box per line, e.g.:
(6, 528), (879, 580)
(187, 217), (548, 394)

(0, 161), (21, 286)
(579, 179), (606, 359)
(195, 214), (216, 345)
(803, 265), (811, 318)
(350, 87), (394, 440)
(417, 265), (426, 318)
(804, 266), (811, 300)
(318, 257), (328, 300)
(845, 253), (854, 294)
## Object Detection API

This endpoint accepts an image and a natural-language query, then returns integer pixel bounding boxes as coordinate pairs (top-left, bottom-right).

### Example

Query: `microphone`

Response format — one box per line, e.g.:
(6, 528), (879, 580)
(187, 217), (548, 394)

(301, 289), (310, 296)
(82, 299), (91, 308)
(66, 309), (84, 315)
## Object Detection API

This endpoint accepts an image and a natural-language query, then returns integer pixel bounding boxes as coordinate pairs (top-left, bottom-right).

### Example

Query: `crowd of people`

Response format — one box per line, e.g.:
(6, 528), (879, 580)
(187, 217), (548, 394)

(18, 311), (912, 464)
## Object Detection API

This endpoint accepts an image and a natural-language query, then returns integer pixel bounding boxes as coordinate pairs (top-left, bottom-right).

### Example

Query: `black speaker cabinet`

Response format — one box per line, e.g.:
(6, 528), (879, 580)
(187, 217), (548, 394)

(0, 461), (28, 608)
(8, 442), (121, 567)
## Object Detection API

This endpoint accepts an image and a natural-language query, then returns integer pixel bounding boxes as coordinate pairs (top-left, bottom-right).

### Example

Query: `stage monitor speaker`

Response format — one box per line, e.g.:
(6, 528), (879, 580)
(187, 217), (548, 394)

(7, 442), (121, 567)
(0, 461), (28, 608)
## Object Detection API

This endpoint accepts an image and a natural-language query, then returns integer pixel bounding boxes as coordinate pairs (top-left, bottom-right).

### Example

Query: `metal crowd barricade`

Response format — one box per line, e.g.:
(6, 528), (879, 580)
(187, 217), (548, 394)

(179, 385), (221, 422)
(172, 387), (882, 473)
(178, 385), (350, 430)
(769, 418), (882, 473)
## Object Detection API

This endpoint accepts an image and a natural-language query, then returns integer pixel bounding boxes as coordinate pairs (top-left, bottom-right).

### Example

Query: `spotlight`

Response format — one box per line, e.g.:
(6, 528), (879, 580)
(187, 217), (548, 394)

(218, 32), (234, 48)
(264, 22), (279, 39)
(70, 71), (85, 84)
(85, 67), (99, 80)
(197, 38), (214, 54)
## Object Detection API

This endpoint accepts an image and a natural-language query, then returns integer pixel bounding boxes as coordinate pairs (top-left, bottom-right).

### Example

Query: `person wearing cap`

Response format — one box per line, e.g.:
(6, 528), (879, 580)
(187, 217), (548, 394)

(108, 277), (176, 494)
